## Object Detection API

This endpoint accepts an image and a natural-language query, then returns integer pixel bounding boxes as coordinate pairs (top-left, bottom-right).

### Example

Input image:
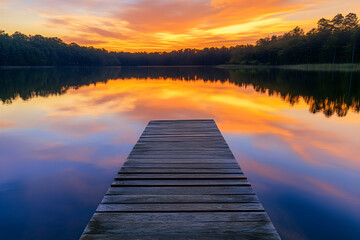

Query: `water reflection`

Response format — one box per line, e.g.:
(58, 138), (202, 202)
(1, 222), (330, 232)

(1, 67), (359, 117)
(228, 69), (360, 117)
(0, 67), (359, 240)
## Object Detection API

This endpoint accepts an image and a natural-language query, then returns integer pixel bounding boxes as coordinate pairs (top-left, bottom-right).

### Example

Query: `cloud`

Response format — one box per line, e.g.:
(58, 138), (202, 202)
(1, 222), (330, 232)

(0, 0), (7, 10)
(31, 142), (99, 164)
(6, 0), (328, 51)
(85, 26), (125, 39)
(241, 159), (360, 207)
(0, 120), (16, 129)
(35, 0), (117, 11)
(43, 119), (108, 137)
(113, 0), (217, 33)
(61, 36), (108, 45)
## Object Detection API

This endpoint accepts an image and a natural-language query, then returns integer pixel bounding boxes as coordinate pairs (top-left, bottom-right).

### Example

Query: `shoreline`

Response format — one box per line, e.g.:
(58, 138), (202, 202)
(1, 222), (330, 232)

(218, 63), (360, 72)
(1, 64), (360, 72)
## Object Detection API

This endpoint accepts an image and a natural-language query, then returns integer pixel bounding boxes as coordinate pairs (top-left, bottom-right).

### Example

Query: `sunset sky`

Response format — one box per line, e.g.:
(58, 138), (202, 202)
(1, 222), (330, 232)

(1, 0), (360, 51)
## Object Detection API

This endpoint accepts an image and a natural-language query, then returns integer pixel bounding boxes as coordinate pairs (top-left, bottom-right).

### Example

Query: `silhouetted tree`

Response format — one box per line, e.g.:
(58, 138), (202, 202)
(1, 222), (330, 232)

(230, 13), (360, 65)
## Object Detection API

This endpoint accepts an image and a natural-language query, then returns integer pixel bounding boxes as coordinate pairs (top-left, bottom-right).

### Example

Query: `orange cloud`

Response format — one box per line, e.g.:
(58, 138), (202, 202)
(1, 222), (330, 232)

(32, 142), (97, 163)
(20, 0), (322, 51)
(0, 0), (7, 9)
(3, 0), (360, 51)
(241, 159), (360, 206)
(0, 119), (16, 129)
(210, 0), (304, 26)
(114, 0), (217, 33)
(42, 118), (108, 137)
(306, 177), (360, 204)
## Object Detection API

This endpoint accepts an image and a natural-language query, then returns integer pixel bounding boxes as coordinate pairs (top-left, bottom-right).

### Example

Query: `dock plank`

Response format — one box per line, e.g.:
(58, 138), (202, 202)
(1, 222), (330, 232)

(89, 212), (270, 222)
(125, 158), (237, 164)
(122, 163), (241, 168)
(118, 168), (243, 174)
(115, 173), (246, 179)
(100, 194), (259, 204)
(82, 221), (279, 240)
(111, 179), (250, 186)
(80, 119), (280, 240)
(96, 202), (264, 212)
(106, 186), (255, 195)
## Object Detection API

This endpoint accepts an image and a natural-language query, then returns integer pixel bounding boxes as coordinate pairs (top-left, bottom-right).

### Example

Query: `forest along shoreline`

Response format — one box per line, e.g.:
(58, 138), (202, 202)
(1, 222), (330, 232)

(0, 13), (359, 67)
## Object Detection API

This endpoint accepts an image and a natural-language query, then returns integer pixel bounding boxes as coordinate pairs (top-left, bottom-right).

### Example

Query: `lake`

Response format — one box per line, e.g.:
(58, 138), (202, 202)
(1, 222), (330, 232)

(0, 66), (359, 240)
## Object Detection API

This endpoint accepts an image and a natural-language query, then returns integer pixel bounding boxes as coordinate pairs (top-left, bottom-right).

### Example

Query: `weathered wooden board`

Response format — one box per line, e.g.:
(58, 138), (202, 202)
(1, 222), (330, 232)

(106, 186), (255, 195)
(80, 119), (280, 240)
(100, 194), (259, 203)
(82, 221), (279, 240)
(118, 168), (243, 174)
(96, 202), (264, 212)
(126, 158), (237, 164)
(89, 212), (270, 222)
(111, 179), (250, 186)
(115, 173), (246, 179)
(122, 163), (241, 168)
(128, 155), (235, 159)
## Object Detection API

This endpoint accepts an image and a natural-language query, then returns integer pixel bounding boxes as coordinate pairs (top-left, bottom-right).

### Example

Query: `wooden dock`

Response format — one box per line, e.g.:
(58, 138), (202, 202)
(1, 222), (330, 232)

(80, 119), (280, 240)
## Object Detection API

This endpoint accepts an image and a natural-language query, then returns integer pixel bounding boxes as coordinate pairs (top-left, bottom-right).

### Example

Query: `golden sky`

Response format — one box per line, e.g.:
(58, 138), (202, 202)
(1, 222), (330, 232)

(1, 0), (360, 51)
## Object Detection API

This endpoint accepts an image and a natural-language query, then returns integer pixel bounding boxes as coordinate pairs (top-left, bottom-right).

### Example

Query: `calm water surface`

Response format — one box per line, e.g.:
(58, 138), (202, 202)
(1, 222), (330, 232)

(0, 67), (359, 240)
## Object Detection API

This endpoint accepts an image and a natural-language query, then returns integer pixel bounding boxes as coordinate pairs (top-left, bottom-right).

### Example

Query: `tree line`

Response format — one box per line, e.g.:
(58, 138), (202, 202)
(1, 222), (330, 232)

(0, 31), (232, 66)
(0, 13), (359, 66)
(230, 13), (360, 65)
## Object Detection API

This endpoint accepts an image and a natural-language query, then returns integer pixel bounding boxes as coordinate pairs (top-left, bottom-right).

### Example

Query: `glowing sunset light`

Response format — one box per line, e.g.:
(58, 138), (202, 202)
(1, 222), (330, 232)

(1, 0), (360, 51)
(2, 76), (359, 171)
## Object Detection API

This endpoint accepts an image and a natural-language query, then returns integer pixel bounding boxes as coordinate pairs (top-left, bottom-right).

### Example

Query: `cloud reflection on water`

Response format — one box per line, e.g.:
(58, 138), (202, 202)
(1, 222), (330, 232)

(0, 68), (359, 239)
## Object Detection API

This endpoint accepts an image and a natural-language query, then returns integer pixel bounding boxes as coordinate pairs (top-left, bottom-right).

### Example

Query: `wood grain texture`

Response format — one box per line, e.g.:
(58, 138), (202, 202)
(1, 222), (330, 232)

(81, 221), (280, 240)
(89, 212), (270, 222)
(106, 186), (255, 195)
(118, 168), (243, 174)
(111, 179), (250, 186)
(80, 119), (280, 240)
(122, 163), (241, 168)
(115, 173), (246, 180)
(96, 202), (264, 212)
(100, 194), (259, 204)
(126, 158), (238, 164)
